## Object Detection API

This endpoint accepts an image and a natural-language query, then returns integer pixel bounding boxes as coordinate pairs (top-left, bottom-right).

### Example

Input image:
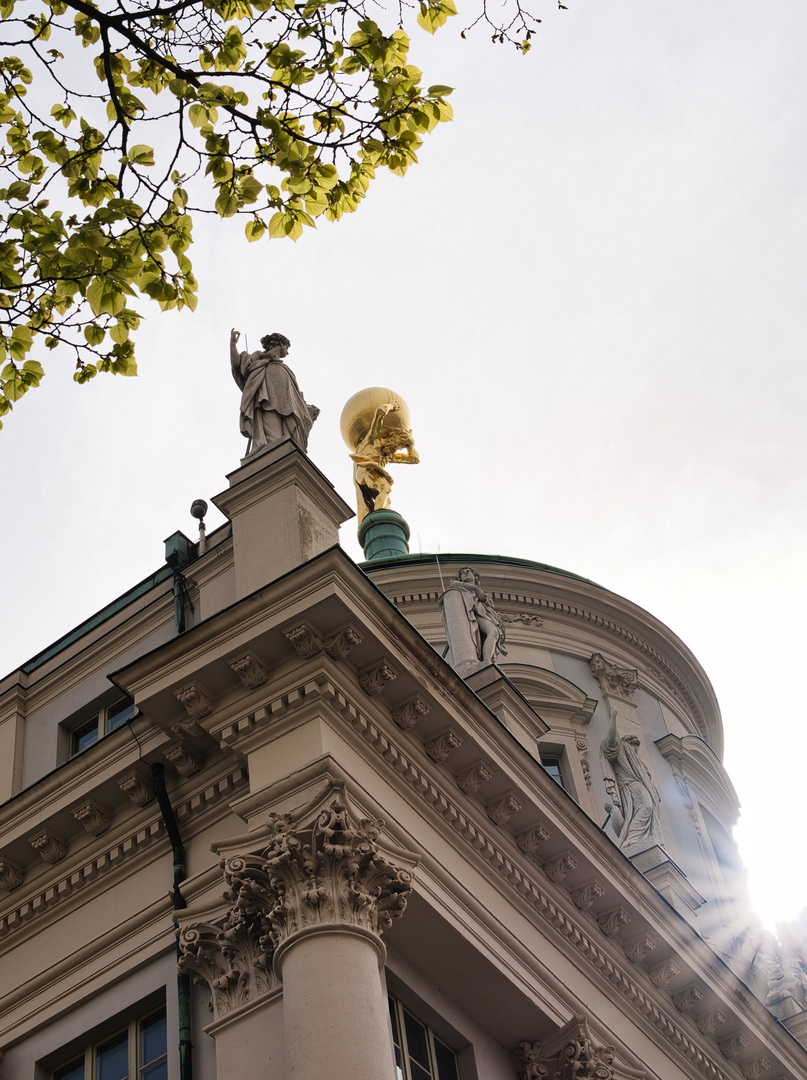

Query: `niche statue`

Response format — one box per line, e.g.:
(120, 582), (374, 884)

(439, 567), (507, 679)
(600, 709), (663, 855)
(230, 328), (320, 456)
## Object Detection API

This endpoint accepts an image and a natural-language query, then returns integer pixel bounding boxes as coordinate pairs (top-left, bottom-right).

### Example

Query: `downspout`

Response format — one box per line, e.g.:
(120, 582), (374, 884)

(152, 763), (193, 1080)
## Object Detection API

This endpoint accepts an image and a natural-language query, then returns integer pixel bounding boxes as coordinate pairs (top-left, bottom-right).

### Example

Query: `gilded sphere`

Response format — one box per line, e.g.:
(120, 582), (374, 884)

(340, 387), (412, 451)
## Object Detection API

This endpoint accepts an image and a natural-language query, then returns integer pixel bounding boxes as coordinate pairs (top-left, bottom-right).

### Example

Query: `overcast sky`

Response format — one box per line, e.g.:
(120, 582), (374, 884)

(3, 1), (805, 929)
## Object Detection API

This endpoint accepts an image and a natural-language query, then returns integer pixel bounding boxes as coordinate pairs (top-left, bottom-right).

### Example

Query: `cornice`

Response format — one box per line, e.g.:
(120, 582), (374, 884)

(364, 556), (723, 757)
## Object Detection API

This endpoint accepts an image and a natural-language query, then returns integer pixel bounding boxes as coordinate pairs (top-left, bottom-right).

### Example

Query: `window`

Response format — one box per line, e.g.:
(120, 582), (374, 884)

(540, 754), (566, 790)
(389, 997), (459, 1080)
(52, 1006), (166, 1080)
(68, 697), (136, 757)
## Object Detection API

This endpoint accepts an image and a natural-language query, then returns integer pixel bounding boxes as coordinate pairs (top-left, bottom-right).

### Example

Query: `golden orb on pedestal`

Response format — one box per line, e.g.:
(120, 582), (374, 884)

(339, 387), (412, 451)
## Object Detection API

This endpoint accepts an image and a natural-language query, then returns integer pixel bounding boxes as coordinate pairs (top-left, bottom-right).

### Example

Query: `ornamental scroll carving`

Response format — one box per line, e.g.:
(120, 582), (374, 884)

(178, 783), (417, 1021)
(589, 654), (639, 704)
(514, 1016), (645, 1080)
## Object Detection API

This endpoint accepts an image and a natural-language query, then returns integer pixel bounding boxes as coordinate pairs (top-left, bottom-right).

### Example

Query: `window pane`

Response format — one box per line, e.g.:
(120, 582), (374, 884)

(139, 1010), (166, 1067)
(74, 719), (100, 754)
(140, 1064), (167, 1080)
(541, 756), (565, 789)
(96, 1030), (128, 1080)
(403, 1011), (432, 1074)
(55, 1059), (85, 1080)
(389, 999), (405, 1078)
(434, 1038), (459, 1080)
(107, 699), (136, 732)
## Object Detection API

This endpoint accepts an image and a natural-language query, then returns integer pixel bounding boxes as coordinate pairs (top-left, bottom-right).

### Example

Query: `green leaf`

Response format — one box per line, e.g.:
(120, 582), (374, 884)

(126, 144), (155, 167)
(84, 323), (105, 345)
(245, 218), (265, 242)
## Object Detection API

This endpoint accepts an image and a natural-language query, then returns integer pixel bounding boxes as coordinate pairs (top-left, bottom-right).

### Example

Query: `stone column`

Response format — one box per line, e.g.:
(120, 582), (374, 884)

(179, 782), (417, 1080)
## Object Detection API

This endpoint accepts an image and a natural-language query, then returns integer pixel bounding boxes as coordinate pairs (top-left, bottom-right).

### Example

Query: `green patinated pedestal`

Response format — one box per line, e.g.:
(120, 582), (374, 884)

(358, 509), (410, 562)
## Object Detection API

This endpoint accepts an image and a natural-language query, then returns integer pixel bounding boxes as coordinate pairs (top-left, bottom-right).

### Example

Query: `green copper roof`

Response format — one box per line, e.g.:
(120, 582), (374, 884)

(359, 551), (601, 587)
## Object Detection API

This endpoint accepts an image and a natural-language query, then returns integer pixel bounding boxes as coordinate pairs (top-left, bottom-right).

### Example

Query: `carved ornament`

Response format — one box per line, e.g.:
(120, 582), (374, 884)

(597, 907), (631, 938)
(672, 985), (703, 1013)
(696, 1010), (726, 1037)
(544, 851), (577, 883)
(392, 696), (429, 730)
(180, 782), (418, 1020)
(589, 654), (639, 703)
(424, 728), (463, 763)
(174, 680), (214, 721)
(741, 1057), (770, 1080)
(576, 737), (592, 790)
(227, 651), (269, 688)
(516, 823), (550, 858)
(323, 626), (362, 661)
(0, 857), (24, 891)
(499, 612), (544, 628)
(358, 659), (397, 697)
(284, 623), (324, 658)
(456, 761), (493, 795)
(164, 741), (202, 778)
(571, 880), (606, 911)
(486, 791), (522, 826)
(624, 934), (656, 963)
(648, 958), (680, 989)
(28, 828), (66, 864)
(71, 800), (110, 836)
(719, 1033), (749, 1060)
(514, 1015), (644, 1080)
(117, 765), (155, 806)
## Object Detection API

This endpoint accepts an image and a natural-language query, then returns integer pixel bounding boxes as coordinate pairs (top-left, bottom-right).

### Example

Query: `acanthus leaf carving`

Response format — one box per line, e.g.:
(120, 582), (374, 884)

(284, 623), (324, 658)
(571, 880), (606, 911)
(544, 851), (577, 883)
(576, 737), (592, 790)
(71, 799), (110, 836)
(227, 651), (269, 688)
(392, 696), (429, 730)
(513, 1041), (552, 1080)
(164, 741), (202, 778)
(741, 1057), (770, 1080)
(672, 984), (703, 1013)
(515, 1016), (643, 1080)
(597, 907), (631, 938)
(516, 822), (550, 858)
(28, 828), (66, 865)
(456, 761), (493, 796)
(424, 728), (463, 763)
(486, 791), (522, 826)
(117, 765), (155, 807)
(624, 934), (656, 964)
(696, 1010), (726, 1037)
(0, 857), (24, 891)
(358, 659), (397, 697)
(719, 1032), (749, 1060)
(589, 654), (639, 703)
(323, 626), (362, 661)
(648, 958), (680, 989)
(174, 680), (213, 721)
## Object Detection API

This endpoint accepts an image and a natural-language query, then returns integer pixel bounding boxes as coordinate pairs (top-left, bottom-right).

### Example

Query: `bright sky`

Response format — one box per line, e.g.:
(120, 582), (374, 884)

(2, 1), (805, 930)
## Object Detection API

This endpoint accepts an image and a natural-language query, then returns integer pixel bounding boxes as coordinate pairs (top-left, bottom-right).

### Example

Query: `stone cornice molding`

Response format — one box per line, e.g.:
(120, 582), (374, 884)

(0, 766), (246, 944)
(366, 557), (721, 755)
(180, 781), (418, 1020)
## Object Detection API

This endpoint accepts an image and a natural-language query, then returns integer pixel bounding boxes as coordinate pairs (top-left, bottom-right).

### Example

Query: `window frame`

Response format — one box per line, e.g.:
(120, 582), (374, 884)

(51, 1003), (166, 1080)
(62, 695), (137, 759)
(389, 995), (460, 1080)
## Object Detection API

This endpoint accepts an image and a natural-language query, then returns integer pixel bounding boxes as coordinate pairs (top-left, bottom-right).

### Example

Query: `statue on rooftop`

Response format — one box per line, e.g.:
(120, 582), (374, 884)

(340, 387), (420, 523)
(600, 709), (663, 855)
(440, 567), (507, 678)
(230, 328), (320, 456)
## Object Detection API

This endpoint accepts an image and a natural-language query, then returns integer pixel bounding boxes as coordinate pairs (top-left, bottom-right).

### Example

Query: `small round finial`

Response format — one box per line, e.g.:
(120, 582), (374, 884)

(190, 499), (208, 522)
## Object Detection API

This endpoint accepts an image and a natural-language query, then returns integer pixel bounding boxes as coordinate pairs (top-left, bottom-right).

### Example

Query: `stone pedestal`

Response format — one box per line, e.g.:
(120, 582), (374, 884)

(212, 439), (353, 600)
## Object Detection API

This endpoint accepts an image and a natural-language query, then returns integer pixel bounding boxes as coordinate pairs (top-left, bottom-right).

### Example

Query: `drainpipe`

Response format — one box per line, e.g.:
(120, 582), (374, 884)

(152, 763), (193, 1080)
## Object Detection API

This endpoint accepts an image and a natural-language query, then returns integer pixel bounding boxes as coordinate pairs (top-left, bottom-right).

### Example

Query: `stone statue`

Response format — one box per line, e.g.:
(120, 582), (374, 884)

(230, 328), (319, 456)
(600, 710), (663, 855)
(339, 387), (419, 523)
(439, 567), (507, 679)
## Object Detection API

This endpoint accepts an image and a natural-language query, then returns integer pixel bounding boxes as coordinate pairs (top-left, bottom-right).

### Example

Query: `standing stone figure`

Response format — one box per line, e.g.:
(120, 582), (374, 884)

(439, 567), (507, 678)
(230, 328), (319, 456)
(600, 709), (663, 855)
